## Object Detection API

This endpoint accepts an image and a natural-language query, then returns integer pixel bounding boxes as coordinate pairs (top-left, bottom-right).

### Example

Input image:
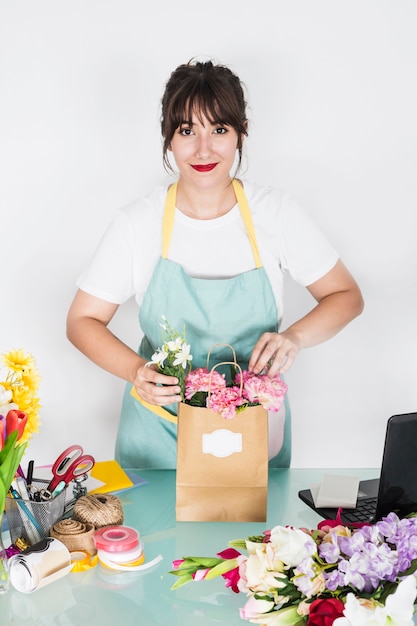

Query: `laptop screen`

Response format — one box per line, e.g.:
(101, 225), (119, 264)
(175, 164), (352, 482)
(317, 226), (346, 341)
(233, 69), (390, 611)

(375, 412), (417, 519)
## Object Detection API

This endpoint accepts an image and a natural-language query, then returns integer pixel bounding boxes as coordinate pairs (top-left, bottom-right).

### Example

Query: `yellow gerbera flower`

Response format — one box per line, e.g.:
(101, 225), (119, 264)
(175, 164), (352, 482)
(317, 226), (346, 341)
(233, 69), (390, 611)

(0, 381), (13, 395)
(10, 385), (33, 411)
(2, 349), (35, 375)
(21, 368), (42, 393)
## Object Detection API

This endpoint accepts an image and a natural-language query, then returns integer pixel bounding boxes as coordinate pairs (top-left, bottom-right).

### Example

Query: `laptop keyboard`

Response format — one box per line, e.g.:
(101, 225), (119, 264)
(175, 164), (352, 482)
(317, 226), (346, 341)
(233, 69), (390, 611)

(341, 497), (377, 523)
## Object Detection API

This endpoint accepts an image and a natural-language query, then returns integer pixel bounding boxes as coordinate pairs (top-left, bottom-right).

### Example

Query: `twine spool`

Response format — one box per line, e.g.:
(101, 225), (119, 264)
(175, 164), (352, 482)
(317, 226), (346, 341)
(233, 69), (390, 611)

(72, 493), (124, 529)
(50, 519), (96, 555)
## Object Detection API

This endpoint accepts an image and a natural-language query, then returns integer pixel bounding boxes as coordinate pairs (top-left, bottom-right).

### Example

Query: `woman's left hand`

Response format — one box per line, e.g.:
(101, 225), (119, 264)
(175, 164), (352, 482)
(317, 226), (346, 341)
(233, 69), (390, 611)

(249, 259), (364, 377)
(248, 331), (299, 376)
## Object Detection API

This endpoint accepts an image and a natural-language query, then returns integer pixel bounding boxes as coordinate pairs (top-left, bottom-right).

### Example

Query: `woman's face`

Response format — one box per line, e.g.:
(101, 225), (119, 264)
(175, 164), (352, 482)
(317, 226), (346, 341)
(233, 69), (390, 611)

(168, 110), (241, 187)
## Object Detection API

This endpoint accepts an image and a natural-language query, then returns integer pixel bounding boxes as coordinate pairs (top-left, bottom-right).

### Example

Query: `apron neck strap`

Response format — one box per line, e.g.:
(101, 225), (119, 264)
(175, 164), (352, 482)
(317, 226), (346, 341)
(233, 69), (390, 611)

(161, 183), (177, 260)
(161, 179), (262, 269)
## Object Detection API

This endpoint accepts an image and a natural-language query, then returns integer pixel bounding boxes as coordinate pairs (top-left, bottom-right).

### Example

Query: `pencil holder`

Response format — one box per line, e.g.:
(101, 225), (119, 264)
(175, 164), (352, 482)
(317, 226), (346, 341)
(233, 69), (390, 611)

(5, 479), (67, 547)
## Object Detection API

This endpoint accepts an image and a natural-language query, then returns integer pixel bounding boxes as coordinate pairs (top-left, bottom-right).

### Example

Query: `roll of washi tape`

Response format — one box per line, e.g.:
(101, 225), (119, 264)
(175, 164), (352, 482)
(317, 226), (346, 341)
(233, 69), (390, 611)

(70, 550), (98, 572)
(97, 551), (163, 572)
(94, 526), (139, 553)
(97, 540), (144, 564)
(113, 553), (145, 567)
(97, 552), (146, 570)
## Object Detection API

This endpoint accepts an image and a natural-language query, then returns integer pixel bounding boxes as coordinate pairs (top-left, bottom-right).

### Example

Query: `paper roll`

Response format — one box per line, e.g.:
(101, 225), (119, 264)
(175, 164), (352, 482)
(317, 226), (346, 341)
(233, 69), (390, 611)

(8, 537), (72, 593)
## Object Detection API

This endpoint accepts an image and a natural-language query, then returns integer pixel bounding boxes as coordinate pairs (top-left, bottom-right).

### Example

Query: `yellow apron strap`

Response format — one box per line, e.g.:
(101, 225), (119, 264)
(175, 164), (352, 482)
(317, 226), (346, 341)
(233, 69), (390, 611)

(130, 386), (178, 424)
(162, 179), (262, 268)
(232, 179), (262, 269)
(161, 183), (177, 259)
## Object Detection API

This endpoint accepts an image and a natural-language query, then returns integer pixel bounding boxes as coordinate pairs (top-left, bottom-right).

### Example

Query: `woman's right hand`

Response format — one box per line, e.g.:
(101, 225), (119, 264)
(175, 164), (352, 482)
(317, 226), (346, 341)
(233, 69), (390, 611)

(67, 290), (182, 406)
(133, 363), (182, 406)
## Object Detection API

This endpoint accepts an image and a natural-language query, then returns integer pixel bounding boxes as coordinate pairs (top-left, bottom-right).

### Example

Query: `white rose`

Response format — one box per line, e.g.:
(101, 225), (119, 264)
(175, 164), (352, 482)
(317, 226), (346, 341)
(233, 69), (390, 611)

(269, 525), (317, 567)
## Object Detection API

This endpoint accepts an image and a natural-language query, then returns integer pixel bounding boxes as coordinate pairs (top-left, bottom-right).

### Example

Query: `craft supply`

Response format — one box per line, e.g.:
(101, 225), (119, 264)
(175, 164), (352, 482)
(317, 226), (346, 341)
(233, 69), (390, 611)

(26, 460), (34, 490)
(97, 541), (144, 563)
(6, 544), (20, 558)
(70, 550), (98, 572)
(7, 487), (43, 541)
(47, 444), (95, 493)
(97, 550), (163, 572)
(72, 473), (88, 499)
(97, 550), (146, 568)
(51, 480), (67, 498)
(16, 476), (31, 501)
(49, 518), (96, 555)
(5, 479), (67, 546)
(15, 537), (30, 551)
(93, 525), (162, 572)
(88, 459), (134, 494)
(73, 493), (124, 528)
(8, 537), (72, 593)
(94, 526), (139, 553)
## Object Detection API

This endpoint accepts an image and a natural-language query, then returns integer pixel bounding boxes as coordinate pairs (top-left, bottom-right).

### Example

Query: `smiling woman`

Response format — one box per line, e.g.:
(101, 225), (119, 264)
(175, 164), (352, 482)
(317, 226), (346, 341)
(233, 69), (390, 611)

(66, 58), (364, 471)
(169, 111), (241, 218)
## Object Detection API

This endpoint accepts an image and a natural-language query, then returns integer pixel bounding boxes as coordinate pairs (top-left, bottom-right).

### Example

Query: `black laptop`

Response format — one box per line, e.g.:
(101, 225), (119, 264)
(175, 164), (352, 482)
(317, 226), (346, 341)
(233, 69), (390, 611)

(298, 412), (417, 524)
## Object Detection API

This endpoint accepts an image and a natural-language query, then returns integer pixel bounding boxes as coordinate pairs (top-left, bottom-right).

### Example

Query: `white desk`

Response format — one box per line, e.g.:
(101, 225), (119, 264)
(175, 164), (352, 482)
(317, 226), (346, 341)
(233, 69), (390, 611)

(2, 468), (415, 626)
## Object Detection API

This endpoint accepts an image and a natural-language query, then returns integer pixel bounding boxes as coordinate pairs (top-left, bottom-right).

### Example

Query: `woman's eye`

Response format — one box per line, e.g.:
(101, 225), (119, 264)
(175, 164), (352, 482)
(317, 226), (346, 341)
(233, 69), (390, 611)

(214, 127), (227, 135)
(179, 127), (193, 136)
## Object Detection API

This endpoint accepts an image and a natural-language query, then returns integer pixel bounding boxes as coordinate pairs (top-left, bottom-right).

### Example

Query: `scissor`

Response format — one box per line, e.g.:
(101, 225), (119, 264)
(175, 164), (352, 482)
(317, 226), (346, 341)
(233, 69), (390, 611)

(47, 445), (95, 493)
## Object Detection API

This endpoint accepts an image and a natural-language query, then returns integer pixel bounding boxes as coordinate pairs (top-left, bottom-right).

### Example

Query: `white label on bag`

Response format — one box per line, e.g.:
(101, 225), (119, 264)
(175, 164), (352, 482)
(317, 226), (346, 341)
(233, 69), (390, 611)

(202, 430), (242, 457)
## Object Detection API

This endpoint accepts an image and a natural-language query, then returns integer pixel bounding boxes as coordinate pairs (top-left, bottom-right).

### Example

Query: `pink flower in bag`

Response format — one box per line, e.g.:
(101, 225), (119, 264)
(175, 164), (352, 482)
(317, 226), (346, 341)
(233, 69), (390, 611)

(207, 386), (247, 419)
(185, 367), (226, 400)
(237, 372), (288, 412)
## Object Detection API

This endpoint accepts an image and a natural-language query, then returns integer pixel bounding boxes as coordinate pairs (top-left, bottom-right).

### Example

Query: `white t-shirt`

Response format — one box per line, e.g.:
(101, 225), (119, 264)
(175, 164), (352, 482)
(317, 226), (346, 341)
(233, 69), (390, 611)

(77, 180), (338, 322)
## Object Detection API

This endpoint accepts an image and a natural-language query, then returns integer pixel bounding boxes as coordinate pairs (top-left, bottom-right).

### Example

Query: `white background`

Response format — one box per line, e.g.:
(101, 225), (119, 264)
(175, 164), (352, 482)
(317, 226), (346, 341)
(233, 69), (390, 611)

(1, 0), (416, 470)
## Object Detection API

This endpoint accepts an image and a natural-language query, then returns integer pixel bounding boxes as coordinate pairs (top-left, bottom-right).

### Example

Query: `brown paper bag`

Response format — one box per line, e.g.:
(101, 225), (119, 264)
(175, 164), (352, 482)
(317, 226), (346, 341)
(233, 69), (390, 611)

(176, 400), (268, 522)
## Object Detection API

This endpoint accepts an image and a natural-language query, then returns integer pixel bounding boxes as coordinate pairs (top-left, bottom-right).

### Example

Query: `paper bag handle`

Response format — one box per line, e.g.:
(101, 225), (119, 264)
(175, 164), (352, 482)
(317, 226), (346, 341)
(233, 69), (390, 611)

(206, 343), (237, 370)
(208, 361), (243, 399)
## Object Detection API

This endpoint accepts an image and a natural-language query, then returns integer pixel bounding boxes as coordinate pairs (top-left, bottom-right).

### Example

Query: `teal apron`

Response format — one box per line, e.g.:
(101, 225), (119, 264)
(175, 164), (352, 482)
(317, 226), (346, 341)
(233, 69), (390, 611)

(115, 180), (291, 469)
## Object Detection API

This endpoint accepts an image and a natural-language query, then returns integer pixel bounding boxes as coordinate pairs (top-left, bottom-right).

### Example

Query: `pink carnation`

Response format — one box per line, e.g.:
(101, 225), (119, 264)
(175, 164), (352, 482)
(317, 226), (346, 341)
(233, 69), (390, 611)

(207, 386), (247, 419)
(185, 367), (226, 400)
(237, 372), (288, 412)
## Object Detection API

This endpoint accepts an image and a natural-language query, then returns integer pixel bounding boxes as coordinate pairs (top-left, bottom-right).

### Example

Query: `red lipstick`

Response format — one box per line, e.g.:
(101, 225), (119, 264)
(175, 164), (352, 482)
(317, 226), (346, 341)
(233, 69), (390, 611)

(191, 163), (217, 172)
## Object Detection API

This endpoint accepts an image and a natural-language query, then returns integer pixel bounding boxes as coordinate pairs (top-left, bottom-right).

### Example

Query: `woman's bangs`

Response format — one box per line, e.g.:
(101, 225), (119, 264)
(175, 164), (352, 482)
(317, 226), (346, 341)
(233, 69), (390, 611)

(180, 90), (229, 127)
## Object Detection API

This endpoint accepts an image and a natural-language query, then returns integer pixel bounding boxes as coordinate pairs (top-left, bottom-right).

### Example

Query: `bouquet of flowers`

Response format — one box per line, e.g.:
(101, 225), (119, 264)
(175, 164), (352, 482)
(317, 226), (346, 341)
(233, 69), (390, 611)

(169, 513), (417, 625)
(148, 316), (288, 418)
(0, 349), (41, 515)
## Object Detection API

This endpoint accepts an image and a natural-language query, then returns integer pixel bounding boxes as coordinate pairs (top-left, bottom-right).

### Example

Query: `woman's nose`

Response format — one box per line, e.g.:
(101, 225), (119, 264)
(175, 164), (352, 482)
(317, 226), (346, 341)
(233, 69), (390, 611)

(195, 135), (211, 159)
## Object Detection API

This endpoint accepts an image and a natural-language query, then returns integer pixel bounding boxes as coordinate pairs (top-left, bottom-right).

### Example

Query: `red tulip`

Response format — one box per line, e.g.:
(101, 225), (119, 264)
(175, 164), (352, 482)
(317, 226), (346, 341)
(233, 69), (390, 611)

(0, 414), (5, 449)
(6, 409), (28, 440)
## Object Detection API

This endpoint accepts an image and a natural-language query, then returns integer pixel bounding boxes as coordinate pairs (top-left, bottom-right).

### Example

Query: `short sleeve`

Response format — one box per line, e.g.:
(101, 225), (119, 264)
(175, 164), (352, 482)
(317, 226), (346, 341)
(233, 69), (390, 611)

(277, 193), (339, 286)
(76, 188), (165, 305)
(77, 210), (137, 304)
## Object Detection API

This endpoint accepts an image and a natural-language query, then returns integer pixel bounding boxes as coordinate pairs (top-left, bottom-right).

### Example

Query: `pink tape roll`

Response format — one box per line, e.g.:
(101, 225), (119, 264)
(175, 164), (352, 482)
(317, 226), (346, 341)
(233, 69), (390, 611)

(93, 526), (139, 553)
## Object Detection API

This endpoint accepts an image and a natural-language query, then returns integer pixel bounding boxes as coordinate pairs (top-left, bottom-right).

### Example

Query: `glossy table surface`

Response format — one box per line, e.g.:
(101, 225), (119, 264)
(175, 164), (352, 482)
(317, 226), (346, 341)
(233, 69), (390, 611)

(2, 467), (415, 626)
